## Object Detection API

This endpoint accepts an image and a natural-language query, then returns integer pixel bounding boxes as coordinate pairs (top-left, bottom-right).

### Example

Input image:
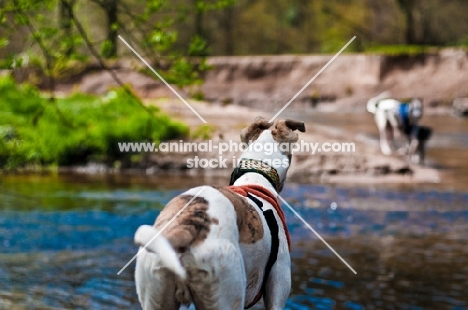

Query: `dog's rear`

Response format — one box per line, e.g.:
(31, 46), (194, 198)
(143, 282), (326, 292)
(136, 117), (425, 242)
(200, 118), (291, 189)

(134, 194), (206, 309)
(367, 91), (391, 114)
(134, 186), (246, 310)
(135, 227), (192, 310)
(134, 225), (187, 279)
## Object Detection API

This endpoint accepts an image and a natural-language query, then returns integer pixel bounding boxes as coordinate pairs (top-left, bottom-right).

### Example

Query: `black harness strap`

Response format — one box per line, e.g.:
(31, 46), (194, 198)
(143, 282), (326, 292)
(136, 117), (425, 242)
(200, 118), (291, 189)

(245, 193), (280, 308)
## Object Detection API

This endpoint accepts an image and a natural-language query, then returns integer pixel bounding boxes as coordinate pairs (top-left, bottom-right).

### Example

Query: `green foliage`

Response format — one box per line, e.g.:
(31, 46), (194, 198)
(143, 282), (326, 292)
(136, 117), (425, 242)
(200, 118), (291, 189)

(164, 57), (204, 87)
(3, 0), (468, 61)
(191, 124), (217, 140)
(191, 90), (205, 101)
(0, 76), (188, 169)
(170, 0), (468, 55)
(192, 0), (237, 14)
(458, 37), (468, 48)
(0, 0), (210, 88)
(148, 26), (178, 53)
(100, 40), (115, 58)
(0, 38), (8, 48)
(0, 0), (85, 69)
(364, 45), (438, 55)
(188, 35), (210, 57)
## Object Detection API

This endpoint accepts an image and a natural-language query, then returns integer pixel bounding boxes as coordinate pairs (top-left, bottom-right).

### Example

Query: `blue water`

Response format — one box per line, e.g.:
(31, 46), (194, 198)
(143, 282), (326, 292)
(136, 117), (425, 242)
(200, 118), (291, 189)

(1, 176), (468, 309)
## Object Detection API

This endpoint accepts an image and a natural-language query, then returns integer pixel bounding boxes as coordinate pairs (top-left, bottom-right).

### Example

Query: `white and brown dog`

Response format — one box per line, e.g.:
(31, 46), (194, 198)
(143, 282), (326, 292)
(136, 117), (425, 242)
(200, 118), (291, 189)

(134, 116), (305, 310)
(367, 92), (430, 164)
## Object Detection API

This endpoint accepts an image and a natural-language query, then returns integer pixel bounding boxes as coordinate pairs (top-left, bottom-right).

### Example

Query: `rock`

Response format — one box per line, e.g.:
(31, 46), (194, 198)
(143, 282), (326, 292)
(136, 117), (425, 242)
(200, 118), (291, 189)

(453, 98), (468, 117)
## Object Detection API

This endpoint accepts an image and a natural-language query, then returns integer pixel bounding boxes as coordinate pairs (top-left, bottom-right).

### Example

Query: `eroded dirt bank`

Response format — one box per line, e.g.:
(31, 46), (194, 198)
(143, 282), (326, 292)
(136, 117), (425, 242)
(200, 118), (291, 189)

(202, 49), (468, 112)
(14, 48), (467, 113)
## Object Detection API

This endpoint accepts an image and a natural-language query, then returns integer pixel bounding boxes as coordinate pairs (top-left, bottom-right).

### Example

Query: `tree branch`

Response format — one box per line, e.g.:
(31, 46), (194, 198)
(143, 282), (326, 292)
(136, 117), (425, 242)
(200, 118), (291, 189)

(70, 10), (155, 117)
(9, 0), (78, 129)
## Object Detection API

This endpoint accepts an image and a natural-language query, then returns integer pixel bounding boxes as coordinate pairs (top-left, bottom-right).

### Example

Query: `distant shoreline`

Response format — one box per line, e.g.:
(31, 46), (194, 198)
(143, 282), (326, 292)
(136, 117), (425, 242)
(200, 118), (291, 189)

(6, 48), (468, 116)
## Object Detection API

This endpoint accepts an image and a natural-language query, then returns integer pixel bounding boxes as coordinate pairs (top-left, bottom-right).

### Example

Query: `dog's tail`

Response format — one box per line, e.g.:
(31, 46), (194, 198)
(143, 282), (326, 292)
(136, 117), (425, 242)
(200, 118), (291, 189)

(367, 91), (391, 114)
(134, 225), (187, 280)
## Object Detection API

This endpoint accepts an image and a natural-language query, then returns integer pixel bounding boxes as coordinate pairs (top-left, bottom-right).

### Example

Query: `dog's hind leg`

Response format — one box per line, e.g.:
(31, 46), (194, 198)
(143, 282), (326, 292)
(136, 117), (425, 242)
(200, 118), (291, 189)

(188, 240), (246, 310)
(375, 112), (394, 155)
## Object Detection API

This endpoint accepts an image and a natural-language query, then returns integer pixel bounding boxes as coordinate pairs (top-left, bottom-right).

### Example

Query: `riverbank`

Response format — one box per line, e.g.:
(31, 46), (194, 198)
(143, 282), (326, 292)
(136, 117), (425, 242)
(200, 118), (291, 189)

(6, 50), (468, 188)
(62, 98), (439, 187)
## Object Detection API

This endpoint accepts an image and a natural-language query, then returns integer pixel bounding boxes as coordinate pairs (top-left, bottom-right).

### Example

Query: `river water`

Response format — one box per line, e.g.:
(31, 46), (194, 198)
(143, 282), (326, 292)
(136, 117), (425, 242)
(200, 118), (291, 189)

(1, 172), (468, 310)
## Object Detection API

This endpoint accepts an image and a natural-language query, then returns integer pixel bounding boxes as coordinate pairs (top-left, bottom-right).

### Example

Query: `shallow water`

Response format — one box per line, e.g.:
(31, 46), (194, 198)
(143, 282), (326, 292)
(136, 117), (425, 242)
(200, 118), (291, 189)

(1, 174), (468, 309)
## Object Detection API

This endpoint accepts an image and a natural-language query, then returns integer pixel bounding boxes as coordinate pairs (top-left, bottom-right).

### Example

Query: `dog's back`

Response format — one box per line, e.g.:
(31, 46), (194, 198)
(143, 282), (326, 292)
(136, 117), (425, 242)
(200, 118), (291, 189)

(367, 91), (393, 114)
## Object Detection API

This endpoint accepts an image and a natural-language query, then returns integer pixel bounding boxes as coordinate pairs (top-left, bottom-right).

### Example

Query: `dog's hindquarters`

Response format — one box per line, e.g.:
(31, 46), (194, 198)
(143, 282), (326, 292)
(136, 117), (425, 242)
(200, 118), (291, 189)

(135, 248), (190, 310)
(135, 186), (246, 310)
(134, 191), (210, 310)
(371, 98), (402, 155)
(135, 225), (187, 279)
(367, 91), (391, 114)
(135, 225), (191, 310)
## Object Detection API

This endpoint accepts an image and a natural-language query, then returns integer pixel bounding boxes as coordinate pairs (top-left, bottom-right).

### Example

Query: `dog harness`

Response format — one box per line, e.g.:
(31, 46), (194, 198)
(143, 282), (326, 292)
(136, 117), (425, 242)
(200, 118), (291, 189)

(398, 103), (413, 135)
(228, 184), (291, 309)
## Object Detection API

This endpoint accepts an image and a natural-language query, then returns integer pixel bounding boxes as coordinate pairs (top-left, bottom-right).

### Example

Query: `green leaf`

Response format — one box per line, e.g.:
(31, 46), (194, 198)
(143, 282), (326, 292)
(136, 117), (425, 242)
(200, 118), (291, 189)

(100, 40), (114, 57)
(188, 35), (209, 57)
(0, 38), (9, 47)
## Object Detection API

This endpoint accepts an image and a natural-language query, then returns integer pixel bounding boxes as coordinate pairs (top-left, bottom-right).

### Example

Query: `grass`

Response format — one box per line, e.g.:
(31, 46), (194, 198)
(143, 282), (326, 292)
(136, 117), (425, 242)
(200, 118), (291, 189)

(0, 76), (189, 169)
(191, 124), (217, 140)
(364, 45), (440, 56)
